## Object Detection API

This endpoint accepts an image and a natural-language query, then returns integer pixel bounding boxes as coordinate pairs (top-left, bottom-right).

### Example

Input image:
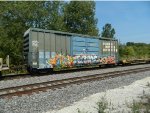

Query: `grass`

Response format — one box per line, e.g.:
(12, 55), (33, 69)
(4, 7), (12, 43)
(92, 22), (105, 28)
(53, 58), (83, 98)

(95, 96), (108, 113)
(130, 82), (150, 113)
(2, 68), (27, 76)
(77, 96), (108, 113)
(130, 96), (150, 113)
(77, 108), (89, 113)
(77, 95), (150, 113)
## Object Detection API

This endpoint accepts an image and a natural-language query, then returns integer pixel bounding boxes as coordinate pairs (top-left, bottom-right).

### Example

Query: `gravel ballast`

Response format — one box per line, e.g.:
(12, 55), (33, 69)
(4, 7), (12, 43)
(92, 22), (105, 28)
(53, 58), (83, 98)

(48, 77), (150, 113)
(0, 64), (150, 89)
(0, 68), (150, 113)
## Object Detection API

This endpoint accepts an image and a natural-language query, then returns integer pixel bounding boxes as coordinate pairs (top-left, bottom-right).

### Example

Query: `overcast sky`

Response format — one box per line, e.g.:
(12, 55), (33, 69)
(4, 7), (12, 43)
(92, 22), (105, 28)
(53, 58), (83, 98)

(95, 1), (150, 44)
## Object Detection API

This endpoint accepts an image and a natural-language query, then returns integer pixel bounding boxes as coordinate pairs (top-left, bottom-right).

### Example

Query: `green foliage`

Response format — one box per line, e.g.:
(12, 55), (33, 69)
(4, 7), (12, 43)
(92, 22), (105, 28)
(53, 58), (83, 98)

(77, 96), (108, 113)
(124, 46), (135, 58)
(95, 96), (108, 113)
(119, 42), (150, 60)
(130, 89), (150, 113)
(101, 23), (115, 38)
(118, 44), (125, 59)
(120, 42), (150, 59)
(64, 1), (99, 36)
(77, 108), (88, 113)
(131, 100), (142, 113)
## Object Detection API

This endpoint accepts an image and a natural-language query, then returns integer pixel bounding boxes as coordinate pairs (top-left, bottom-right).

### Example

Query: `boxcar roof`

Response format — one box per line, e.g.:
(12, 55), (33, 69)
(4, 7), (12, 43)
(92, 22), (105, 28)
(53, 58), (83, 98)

(24, 28), (117, 41)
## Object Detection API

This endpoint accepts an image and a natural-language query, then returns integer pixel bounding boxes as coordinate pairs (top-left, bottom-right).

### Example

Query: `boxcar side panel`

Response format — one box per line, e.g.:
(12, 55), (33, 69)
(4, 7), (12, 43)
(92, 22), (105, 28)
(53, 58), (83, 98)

(38, 32), (44, 68)
(38, 32), (44, 51)
(72, 36), (86, 55)
(71, 36), (100, 66)
(48, 34), (72, 68)
(45, 33), (51, 52)
(99, 39), (118, 64)
(44, 33), (51, 68)
(50, 33), (56, 53)
(66, 36), (71, 55)
(30, 31), (38, 68)
(61, 35), (66, 54)
(55, 34), (61, 53)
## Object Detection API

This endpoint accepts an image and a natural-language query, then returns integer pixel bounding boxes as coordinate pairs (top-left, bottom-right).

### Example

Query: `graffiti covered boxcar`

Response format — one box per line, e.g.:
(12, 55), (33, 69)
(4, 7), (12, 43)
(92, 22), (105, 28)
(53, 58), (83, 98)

(23, 28), (118, 73)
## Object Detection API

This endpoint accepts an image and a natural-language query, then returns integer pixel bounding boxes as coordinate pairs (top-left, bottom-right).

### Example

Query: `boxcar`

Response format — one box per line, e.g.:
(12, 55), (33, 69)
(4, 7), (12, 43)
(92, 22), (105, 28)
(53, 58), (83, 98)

(23, 28), (118, 73)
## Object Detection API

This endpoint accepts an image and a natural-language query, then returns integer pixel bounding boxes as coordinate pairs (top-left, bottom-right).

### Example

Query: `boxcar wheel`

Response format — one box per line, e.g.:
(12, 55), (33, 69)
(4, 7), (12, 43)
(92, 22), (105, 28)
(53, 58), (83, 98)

(31, 69), (38, 75)
(27, 67), (38, 75)
(38, 69), (53, 74)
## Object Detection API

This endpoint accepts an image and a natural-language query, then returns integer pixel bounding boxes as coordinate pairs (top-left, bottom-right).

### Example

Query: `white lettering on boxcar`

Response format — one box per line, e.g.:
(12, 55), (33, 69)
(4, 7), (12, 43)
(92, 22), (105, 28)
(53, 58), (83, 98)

(32, 41), (39, 47)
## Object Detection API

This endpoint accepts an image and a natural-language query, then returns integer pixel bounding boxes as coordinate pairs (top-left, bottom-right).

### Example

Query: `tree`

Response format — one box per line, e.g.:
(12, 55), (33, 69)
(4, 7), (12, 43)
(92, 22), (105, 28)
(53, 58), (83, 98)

(43, 1), (66, 31)
(124, 46), (135, 57)
(118, 43), (125, 59)
(119, 42), (150, 60)
(64, 1), (99, 36)
(101, 23), (115, 38)
(126, 42), (135, 46)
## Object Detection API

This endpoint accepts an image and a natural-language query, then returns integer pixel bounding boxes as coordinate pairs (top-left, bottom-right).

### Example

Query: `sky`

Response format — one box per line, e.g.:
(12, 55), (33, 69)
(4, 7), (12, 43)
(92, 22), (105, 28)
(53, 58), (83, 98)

(95, 1), (150, 44)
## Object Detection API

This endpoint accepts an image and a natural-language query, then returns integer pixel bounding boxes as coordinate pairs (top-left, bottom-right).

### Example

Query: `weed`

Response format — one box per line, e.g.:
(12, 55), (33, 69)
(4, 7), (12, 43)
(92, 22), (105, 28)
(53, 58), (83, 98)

(77, 108), (89, 113)
(130, 94), (150, 113)
(95, 96), (108, 113)
(146, 82), (150, 87)
(77, 96), (108, 113)
(131, 100), (142, 113)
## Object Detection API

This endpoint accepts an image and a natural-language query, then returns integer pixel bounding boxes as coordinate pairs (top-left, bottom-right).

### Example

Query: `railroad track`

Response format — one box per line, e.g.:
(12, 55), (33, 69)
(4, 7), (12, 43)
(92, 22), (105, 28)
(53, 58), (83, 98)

(0, 66), (150, 99)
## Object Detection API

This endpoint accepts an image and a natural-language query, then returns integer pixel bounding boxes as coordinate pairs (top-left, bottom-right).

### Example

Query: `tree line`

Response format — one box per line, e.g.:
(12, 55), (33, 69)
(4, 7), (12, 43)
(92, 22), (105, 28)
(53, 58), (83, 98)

(119, 42), (150, 60)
